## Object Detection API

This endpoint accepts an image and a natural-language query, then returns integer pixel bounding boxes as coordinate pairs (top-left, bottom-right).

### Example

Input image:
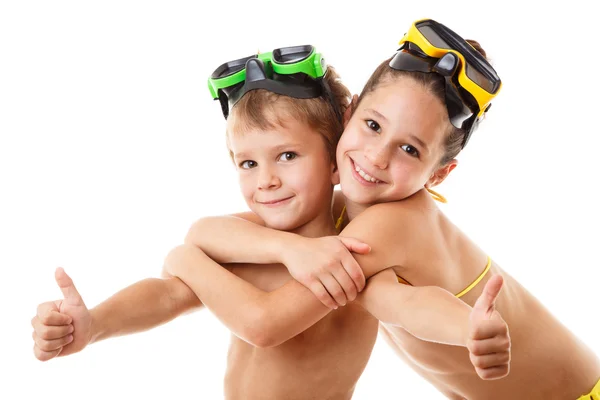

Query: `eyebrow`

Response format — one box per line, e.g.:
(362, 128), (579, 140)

(408, 134), (429, 153)
(233, 143), (305, 160)
(365, 108), (430, 153)
(364, 108), (389, 124)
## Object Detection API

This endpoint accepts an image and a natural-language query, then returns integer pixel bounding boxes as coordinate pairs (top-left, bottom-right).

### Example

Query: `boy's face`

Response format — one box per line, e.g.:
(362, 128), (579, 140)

(228, 117), (338, 232)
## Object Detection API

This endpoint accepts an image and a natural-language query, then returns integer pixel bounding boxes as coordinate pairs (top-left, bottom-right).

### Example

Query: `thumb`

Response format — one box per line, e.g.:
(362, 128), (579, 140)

(55, 267), (85, 307)
(471, 275), (503, 321)
(337, 237), (371, 255)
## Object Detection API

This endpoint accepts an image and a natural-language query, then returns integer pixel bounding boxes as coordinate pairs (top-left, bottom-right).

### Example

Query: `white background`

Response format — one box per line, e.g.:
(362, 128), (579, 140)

(2, 1), (599, 399)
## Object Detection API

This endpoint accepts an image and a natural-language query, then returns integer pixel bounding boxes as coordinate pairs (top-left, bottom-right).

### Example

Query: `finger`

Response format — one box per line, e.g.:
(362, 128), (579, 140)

(33, 344), (62, 362)
(470, 350), (511, 370)
(331, 264), (358, 302)
(338, 237), (371, 255)
(470, 318), (509, 341)
(308, 282), (338, 309)
(472, 275), (504, 320)
(32, 320), (74, 340)
(55, 267), (85, 306)
(32, 331), (74, 352)
(36, 302), (61, 319)
(339, 252), (366, 292)
(468, 334), (511, 356)
(320, 273), (348, 306)
(37, 308), (72, 326)
(475, 364), (510, 380)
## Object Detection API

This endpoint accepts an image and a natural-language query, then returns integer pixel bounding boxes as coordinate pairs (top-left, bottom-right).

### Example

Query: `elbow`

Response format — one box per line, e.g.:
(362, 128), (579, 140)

(184, 217), (213, 246)
(241, 307), (280, 348)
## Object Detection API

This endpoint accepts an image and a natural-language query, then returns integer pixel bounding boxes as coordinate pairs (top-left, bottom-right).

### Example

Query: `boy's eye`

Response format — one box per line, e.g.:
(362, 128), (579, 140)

(279, 152), (297, 161)
(366, 119), (381, 133)
(401, 144), (420, 158)
(240, 160), (257, 169)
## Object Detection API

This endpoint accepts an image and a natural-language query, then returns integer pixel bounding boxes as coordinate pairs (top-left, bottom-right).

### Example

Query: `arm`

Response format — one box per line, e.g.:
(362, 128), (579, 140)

(185, 213), (368, 308)
(357, 268), (471, 346)
(32, 267), (201, 361)
(89, 276), (202, 343)
(163, 244), (331, 347)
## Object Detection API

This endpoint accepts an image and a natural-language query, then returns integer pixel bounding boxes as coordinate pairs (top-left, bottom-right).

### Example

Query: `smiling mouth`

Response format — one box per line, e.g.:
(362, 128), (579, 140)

(257, 196), (294, 206)
(349, 158), (384, 185)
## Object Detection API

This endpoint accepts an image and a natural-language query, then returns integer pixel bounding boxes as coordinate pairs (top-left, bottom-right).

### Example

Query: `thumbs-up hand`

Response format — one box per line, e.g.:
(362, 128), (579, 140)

(467, 275), (511, 380)
(31, 268), (93, 361)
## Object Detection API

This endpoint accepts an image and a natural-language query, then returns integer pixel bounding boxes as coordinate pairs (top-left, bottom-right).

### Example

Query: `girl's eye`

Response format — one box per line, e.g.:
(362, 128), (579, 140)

(401, 144), (420, 158)
(366, 119), (381, 133)
(279, 152), (297, 161)
(240, 160), (257, 169)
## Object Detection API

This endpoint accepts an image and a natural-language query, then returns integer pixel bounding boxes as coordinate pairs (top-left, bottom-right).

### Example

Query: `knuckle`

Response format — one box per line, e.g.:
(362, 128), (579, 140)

(468, 341), (483, 355)
(472, 357), (486, 369)
(478, 369), (491, 380)
(38, 340), (53, 352)
(38, 325), (51, 340)
(318, 293), (329, 303)
(33, 345), (43, 361)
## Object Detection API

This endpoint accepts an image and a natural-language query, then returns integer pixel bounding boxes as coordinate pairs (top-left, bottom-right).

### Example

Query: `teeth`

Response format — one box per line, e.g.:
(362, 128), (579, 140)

(354, 162), (381, 183)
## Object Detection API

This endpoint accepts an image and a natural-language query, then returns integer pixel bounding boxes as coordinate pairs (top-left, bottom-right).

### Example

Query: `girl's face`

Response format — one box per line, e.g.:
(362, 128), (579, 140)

(336, 76), (456, 207)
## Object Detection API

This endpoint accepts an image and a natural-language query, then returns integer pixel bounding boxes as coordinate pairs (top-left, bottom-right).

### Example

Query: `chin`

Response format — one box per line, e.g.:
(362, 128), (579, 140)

(262, 216), (301, 232)
(341, 186), (378, 206)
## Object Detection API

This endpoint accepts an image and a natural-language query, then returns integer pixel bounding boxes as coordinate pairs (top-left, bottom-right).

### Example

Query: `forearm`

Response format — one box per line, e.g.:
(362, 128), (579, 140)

(89, 277), (201, 344)
(358, 270), (471, 346)
(184, 215), (298, 264)
(165, 244), (330, 347)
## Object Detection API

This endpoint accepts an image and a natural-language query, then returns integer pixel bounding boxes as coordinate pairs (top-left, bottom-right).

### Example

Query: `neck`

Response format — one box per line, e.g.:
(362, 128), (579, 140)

(343, 198), (369, 223)
(287, 209), (338, 238)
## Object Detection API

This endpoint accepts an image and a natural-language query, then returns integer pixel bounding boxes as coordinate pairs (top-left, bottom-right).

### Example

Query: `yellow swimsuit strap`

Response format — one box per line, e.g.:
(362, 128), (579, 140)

(426, 187), (447, 203)
(335, 206), (346, 232)
(335, 188), (446, 232)
(577, 378), (600, 400)
(455, 256), (492, 298)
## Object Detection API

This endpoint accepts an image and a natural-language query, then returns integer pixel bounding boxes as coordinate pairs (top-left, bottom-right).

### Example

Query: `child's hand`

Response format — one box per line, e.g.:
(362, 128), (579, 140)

(281, 236), (370, 309)
(31, 268), (93, 361)
(467, 275), (511, 380)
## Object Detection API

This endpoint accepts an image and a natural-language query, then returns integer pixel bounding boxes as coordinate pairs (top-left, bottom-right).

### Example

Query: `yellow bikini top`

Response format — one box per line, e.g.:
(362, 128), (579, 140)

(335, 187), (447, 231)
(334, 187), (490, 298)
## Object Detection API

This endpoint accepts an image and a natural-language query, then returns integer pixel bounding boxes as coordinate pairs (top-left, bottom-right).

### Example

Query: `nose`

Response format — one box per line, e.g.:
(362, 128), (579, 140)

(365, 142), (389, 169)
(257, 165), (281, 190)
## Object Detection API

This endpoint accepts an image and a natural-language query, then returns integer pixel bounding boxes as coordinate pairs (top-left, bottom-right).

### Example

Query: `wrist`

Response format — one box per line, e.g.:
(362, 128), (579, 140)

(275, 232), (306, 265)
(88, 307), (106, 345)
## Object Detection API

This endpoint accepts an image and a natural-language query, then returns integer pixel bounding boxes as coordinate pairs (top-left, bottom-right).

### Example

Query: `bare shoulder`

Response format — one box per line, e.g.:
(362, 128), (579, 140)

(342, 202), (420, 241)
(339, 202), (424, 278)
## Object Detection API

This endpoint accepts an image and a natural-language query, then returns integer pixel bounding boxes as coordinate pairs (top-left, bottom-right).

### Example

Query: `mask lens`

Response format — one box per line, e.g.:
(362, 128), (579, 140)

(211, 55), (256, 79)
(272, 45), (314, 64)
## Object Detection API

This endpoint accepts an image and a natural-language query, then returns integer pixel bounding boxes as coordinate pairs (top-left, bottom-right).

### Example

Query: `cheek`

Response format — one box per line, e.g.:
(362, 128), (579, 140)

(338, 126), (363, 155)
(238, 175), (254, 199)
(389, 161), (416, 182)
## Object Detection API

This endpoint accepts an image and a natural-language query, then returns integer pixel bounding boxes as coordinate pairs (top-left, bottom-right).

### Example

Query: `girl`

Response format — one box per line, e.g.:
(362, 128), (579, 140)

(177, 19), (600, 399)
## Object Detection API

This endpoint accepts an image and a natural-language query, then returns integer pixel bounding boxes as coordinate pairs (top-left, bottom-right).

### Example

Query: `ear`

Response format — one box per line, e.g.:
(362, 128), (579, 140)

(343, 94), (358, 128)
(426, 159), (458, 188)
(331, 162), (340, 186)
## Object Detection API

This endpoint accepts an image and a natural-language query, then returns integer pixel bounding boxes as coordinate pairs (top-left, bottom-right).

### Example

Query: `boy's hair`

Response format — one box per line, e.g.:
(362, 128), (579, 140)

(227, 66), (350, 162)
(357, 40), (488, 167)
